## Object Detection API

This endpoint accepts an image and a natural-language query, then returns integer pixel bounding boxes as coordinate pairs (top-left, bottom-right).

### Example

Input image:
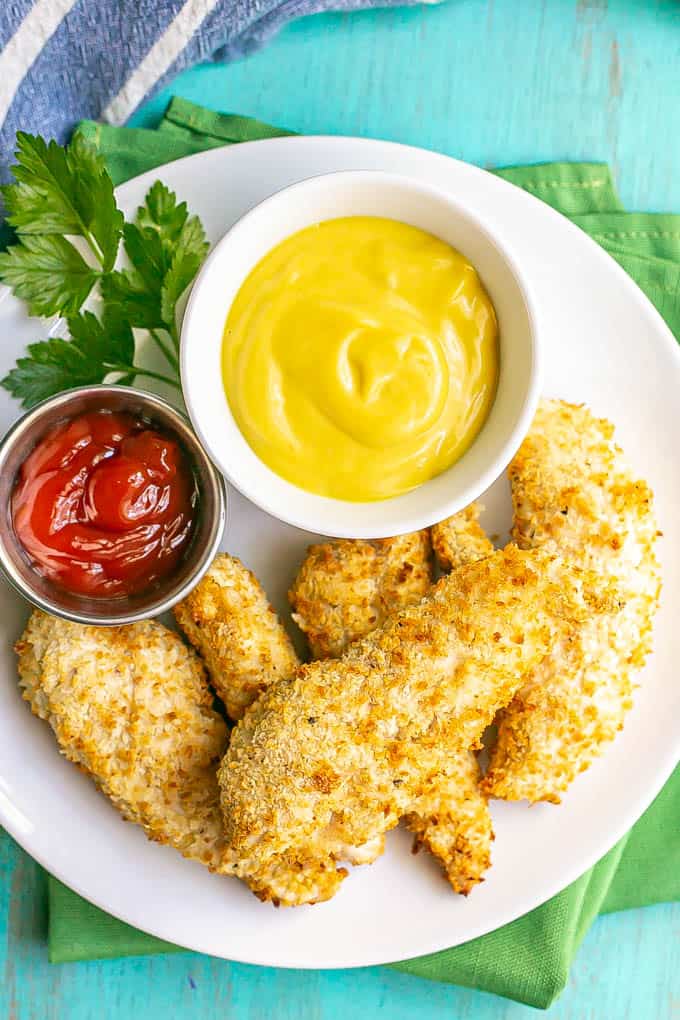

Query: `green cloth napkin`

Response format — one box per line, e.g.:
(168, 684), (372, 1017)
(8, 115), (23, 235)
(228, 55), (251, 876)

(47, 98), (680, 1008)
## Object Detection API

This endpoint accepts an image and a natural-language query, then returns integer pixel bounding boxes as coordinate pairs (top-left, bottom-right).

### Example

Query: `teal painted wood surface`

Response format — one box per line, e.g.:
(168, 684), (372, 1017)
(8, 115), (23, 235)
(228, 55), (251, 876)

(2, 1), (680, 1017)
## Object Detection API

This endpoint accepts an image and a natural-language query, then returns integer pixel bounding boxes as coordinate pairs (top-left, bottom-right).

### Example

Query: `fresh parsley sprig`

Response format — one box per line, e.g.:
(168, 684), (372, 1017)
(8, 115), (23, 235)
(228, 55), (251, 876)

(102, 180), (209, 352)
(0, 133), (209, 407)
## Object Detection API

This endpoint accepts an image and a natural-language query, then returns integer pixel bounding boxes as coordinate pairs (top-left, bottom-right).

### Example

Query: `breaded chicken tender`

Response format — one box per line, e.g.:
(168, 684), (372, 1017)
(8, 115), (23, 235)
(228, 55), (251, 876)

(483, 399), (661, 804)
(288, 531), (432, 659)
(220, 545), (611, 906)
(16, 612), (228, 870)
(174, 554), (300, 720)
(291, 518), (493, 895)
(431, 503), (494, 573)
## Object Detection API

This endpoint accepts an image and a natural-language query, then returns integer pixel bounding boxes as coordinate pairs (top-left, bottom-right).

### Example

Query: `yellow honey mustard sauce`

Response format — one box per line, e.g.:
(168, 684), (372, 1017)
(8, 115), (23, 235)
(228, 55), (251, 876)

(222, 217), (499, 502)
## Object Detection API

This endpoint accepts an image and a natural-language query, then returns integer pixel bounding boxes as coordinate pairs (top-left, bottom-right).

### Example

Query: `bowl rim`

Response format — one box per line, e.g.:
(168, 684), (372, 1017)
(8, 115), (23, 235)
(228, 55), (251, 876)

(181, 168), (542, 538)
(0, 384), (227, 625)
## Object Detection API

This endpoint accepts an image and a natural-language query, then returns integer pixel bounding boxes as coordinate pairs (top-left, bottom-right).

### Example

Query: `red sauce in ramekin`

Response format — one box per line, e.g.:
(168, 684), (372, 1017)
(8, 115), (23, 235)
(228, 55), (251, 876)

(12, 410), (197, 598)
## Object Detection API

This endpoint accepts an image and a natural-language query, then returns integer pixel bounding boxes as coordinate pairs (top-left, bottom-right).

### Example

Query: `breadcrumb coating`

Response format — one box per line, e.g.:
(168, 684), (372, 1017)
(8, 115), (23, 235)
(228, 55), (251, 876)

(289, 531), (432, 659)
(290, 520), (493, 895)
(220, 545), (611, 905)
(431, 503), (494, 573)
(404, 748), (494, 896)
(483, 399), (661, 804)
(417, 507), (495, 894)
(16, 612), (228, 869)
(174, 554), (300, 720)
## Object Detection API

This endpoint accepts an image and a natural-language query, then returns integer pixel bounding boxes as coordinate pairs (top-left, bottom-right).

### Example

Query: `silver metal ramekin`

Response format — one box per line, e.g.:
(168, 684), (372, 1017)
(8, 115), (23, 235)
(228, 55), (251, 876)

(0, 385), (226, 625)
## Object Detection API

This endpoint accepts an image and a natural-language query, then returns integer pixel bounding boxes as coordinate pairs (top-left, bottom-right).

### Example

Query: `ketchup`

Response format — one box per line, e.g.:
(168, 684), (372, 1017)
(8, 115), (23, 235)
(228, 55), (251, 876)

(12, 410), (197, 598)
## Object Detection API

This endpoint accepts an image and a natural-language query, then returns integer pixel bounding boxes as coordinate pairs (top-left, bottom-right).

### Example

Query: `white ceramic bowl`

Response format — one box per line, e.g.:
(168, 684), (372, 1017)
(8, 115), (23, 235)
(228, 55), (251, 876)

(181, 170), (540, 538)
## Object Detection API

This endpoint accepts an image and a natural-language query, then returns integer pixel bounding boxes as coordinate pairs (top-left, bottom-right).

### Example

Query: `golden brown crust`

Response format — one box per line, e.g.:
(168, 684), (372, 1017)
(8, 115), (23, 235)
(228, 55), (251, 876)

(483, 399), (661, 804)
(290, 517), (494, 896)
(288, 531), (432, 659)
(16, 612), (229, 870)
(404, 749), (493, 896)
(174, 554), (300, 720)
(430, 503), (494, 573)
(415, 508), (495, 895)
(220, 545), (609, 905)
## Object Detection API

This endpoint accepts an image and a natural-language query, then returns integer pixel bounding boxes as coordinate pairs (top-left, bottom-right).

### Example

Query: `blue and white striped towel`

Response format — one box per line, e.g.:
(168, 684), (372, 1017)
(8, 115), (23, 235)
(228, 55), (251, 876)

(0, 0), (433, 182)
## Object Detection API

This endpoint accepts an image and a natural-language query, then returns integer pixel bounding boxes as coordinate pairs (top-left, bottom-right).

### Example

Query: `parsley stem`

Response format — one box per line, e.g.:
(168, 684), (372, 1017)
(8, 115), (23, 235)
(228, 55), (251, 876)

(150, 329), (179, 371)
(106, 363), (181, 390)
(169, 320), (180, 352)
(83, 228), (106, 269)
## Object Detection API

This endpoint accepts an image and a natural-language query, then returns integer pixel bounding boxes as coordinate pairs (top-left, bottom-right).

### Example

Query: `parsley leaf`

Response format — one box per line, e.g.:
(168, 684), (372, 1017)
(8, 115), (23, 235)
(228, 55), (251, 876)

(160, 218), (208, 329)
(1, 310), (135, 407)
(99, 264), (159, 329)
(1, 339), (101, 407)
(137, 180), (190, 243)
(0, 235), (99, 317)
(2, 133), (124, 272)
(68, 308), (135, 368)
(102, 182), (208, 336)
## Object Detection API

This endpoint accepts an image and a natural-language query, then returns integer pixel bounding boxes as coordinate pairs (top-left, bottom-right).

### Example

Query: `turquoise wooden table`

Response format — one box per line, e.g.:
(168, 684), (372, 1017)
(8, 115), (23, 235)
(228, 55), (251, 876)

(2, 1), (679, 1017)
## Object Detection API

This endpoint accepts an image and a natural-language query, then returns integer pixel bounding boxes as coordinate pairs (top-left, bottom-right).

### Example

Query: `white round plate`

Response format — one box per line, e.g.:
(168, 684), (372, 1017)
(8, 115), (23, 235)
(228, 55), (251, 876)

(0, 137), (678, 969)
